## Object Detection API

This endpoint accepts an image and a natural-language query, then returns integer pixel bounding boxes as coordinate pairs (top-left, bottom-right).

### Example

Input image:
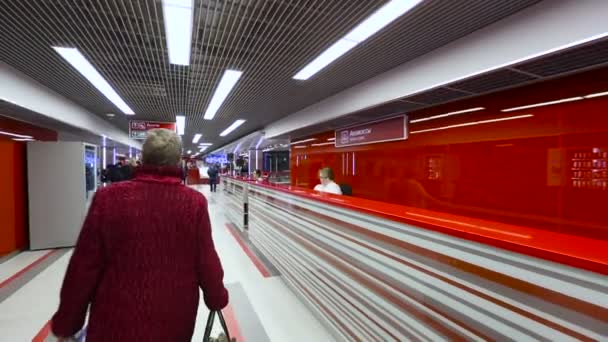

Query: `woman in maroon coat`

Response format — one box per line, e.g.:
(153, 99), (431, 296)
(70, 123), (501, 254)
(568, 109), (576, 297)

(51, 128), (228, 341)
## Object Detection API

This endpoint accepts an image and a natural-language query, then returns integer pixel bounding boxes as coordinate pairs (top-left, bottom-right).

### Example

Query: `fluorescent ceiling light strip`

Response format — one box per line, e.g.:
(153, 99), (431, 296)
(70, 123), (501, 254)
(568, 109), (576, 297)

(12, 138), (35, 142)
(233, 142), (243, 153)
(293, 0), (421, 80)
(204, 70), (243, 120)
(198, 143), (213, 146)
(290, 138), (316, 145)
(53, 47), (135, 115)
(294, 146), (307, 149)
(311, 142), (335, 146)
(293, 39), (358, 80)
(220, 119), (246, 137)
(162, 0), (193, 65)
(411, 107), (485, 123)
(0, 130), (33, 139)
(327, 137), (336, 141)
(176, 115), (185, 135)
(345, 0), (422, 43)
(192, 133), (202, 143)
(411, 114), (534, 134)
(584, 91), (608, 99)
(501, 97), (583, 112)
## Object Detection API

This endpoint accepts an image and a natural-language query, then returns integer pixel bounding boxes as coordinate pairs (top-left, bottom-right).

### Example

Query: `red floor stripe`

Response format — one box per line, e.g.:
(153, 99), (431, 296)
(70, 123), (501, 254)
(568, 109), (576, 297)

(32, 320), (51, 342)
(225, 223), (271, 278)
(223, 304), (245, 342)
(0, 250), (57, 289)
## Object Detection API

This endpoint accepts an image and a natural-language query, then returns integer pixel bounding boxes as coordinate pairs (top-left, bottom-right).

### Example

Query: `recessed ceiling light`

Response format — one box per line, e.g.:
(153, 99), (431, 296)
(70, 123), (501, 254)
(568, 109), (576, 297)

(411, 107), (485, 123)
(411, 114), (534, 134)
(500, 97), (583, 112)
(162, 0), (194, 65)
(192, 133), (202, 143)
(220, 119), (246, 137)
(106, 113), (116, 117)
(293, 0), (422, 80)
(584, 91), (608, 99)
(187, 150), (192, 154)
(53, 47), (135, 115)
(176, 115), (185, 135)
(0, 130), (33, 139)
(290, 138), (316, 145)
(204, 70), (243, 120)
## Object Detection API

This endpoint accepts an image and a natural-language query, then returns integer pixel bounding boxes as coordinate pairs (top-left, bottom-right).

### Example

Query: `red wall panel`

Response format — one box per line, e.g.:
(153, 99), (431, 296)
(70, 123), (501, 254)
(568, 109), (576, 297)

(291, 67), (608, 240)
(0, 116), (57, 255)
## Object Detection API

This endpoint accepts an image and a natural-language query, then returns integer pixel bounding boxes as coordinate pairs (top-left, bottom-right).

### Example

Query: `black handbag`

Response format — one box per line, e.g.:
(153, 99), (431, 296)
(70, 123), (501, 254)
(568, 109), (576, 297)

(203, 310), (233, 342)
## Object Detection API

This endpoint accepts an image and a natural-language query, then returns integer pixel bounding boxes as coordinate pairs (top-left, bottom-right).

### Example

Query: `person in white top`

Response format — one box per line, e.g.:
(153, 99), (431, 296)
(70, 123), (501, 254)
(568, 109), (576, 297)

(314, 167), (342, 195)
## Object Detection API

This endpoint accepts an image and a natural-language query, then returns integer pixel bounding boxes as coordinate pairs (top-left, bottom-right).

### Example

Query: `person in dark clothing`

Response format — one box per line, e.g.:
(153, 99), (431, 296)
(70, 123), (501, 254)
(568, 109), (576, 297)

(207, 165), (219, 192)
(51, 128), (228, 341)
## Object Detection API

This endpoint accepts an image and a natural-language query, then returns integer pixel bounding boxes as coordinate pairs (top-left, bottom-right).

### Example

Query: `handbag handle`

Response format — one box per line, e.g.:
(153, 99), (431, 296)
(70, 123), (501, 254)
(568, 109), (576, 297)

(203, 310), (232, 342)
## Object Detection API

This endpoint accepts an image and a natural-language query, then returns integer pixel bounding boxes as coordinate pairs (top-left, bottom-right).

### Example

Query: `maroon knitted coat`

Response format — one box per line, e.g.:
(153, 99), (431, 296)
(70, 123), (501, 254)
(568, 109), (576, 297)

(52, 166), (228, 341)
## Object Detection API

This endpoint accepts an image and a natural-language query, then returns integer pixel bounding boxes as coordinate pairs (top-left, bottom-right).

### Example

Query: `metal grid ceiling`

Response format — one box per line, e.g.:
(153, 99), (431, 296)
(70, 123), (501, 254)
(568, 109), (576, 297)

(0, 0), (540, 150)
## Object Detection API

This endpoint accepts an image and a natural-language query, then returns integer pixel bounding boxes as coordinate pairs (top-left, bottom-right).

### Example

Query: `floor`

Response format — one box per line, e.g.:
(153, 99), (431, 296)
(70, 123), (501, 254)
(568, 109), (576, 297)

(0, 185), (335, 341)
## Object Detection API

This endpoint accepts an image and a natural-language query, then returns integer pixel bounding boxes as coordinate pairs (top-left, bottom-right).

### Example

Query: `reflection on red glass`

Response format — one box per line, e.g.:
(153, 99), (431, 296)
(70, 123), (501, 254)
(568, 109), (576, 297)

(291, 67), (608, 240)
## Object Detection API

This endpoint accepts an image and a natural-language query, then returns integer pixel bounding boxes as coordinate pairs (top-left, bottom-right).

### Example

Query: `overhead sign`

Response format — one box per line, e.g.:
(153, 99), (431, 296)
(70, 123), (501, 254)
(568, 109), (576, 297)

(129, 121), (176, 139)
(335, 115), (408, 147)
(205, 154), (228, 164)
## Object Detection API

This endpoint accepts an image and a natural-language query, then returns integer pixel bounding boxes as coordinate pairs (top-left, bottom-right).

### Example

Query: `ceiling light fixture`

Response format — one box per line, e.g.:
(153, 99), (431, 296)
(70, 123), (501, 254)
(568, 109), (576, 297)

(290, 138), (316, 145)
(584, 91), (608, 99)
(411, 114), (534, 134)
(204, 70), (243, 120)
(294, 146), (307, 149)
(311, 142), (335, 147)
(501, 97), (583, 112)
(256, 136), (264, 149)
(162, 0), (194, 65)
(12, 138), (35, 142)
(198, 143), (213, 146)
(0, 130), (33, 139)
(53, 47), (135, 115)
(327, 137), (336, 141)
(293, 0), (422, 80)
(220, 119), (246, 137)
(192, 133), (202, 143)
(411, 107), (485, 123)
(176, 115), (185, 135)
(187, 150), (192, 154)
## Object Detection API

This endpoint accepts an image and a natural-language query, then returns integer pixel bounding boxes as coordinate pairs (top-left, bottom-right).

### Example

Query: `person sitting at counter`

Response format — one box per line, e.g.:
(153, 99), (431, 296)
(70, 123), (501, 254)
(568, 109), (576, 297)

(253, 169), (265, 183)
(314, 167), (342, 195)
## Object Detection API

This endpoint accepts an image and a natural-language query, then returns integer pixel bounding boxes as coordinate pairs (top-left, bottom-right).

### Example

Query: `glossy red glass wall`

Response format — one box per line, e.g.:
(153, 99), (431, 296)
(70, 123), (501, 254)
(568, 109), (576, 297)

(0, 116), (57, 255)
(291, 67), (608, 240)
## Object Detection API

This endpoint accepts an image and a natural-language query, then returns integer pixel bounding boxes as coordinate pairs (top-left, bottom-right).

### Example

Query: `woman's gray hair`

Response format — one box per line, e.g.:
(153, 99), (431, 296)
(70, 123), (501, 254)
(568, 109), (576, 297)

(142, 128), (182, 166)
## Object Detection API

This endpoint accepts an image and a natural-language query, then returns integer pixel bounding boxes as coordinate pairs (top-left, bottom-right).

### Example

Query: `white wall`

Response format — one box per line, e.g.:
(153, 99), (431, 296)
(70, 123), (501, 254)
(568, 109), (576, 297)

(27, 142), (87, 249)
(264, 0), (608, 138)
(0, 62), (141, 149)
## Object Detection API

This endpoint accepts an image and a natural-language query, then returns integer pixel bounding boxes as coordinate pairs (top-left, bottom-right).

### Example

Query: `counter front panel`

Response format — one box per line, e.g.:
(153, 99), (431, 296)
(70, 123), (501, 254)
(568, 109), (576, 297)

(246, 183), (607, 341)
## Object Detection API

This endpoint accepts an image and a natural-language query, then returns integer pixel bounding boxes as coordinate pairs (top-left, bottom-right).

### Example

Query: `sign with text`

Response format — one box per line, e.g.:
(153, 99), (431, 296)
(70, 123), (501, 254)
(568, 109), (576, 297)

(335, 115), (408, 147)
(129, 121), (176, 139)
